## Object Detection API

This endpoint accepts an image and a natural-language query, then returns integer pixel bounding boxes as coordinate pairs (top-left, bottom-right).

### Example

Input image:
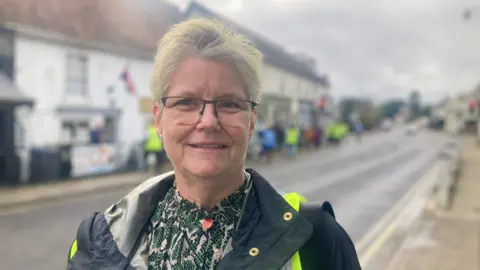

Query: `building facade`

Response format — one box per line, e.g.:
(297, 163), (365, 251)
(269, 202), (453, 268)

(1, 0), (332, 183)
(0, 0), (183, 182)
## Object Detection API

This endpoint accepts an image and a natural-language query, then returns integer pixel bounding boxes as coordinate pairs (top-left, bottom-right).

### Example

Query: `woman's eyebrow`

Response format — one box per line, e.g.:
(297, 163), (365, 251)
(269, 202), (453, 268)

(170, 89), (199, 97)
(214, 93), (244, 99)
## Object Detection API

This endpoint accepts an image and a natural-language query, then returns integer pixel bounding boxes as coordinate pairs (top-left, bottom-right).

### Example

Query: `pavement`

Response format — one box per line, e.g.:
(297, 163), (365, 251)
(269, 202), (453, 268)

(376, 137), (480, 270)
(0, 128), (449, 270)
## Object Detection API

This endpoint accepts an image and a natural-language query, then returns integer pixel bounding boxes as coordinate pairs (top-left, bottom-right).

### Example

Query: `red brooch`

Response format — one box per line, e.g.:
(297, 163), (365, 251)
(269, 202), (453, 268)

(203, 218), (213, 231)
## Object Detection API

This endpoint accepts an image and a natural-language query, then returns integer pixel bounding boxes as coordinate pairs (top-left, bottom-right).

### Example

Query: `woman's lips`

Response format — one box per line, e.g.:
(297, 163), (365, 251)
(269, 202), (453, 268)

(187, 144), (228, 151)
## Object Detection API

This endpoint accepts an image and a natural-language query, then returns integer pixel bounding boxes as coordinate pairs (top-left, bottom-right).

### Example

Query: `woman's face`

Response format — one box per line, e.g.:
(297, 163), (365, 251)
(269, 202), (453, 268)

(154, 57), (256, 179)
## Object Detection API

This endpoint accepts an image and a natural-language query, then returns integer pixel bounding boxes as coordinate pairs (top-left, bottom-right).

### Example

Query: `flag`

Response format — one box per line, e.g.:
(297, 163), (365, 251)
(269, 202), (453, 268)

(120, 67), (136, 95)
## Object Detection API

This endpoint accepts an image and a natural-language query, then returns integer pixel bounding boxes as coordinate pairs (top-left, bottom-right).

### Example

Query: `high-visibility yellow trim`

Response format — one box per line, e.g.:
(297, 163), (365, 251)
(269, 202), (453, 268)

(283, 192), (307, 270)
(69, 240), (78, 260)
(283, 192), (307, 212)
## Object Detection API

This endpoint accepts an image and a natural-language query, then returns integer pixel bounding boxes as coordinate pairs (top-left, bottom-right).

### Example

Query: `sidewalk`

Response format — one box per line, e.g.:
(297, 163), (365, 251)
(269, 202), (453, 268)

(386, 137), (480, 270)
(0, 171), (148, 210)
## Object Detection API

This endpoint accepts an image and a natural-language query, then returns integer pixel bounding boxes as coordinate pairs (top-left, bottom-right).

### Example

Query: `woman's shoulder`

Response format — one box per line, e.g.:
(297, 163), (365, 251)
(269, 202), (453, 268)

(299, 202), (361, 269)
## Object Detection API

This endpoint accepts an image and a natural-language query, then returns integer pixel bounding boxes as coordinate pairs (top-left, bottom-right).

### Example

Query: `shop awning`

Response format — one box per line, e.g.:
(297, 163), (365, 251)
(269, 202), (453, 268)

(0, 72), (33, 107)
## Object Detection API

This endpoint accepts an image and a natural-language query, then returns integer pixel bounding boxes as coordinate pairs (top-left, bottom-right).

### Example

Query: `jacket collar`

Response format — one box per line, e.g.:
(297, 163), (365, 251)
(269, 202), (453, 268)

(103, 171), (175, 257)
(217, 169), (313, 270)
(103, 169), (313, 269)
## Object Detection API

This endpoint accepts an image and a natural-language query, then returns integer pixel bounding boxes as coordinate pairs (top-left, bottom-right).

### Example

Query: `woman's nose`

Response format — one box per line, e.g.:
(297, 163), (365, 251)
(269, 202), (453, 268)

(197, 104), (220, 129)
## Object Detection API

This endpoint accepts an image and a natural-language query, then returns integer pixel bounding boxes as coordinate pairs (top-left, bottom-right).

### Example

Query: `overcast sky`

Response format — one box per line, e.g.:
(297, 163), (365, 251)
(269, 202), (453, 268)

(165, 0), (480, 104)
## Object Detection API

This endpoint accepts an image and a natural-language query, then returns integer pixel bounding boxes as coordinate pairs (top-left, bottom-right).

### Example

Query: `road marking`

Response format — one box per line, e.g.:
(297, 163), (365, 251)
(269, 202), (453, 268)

(356, 163), (440, 267)
(362, 222), (397, 261)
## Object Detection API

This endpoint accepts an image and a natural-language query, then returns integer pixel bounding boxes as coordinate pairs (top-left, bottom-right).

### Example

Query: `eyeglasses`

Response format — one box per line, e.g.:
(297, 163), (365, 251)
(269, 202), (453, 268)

(161, 96), (257, 126)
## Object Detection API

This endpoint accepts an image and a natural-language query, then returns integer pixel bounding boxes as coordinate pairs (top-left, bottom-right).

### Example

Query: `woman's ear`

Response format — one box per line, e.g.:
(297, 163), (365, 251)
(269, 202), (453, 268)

(153, 102), (162, 136)
(249, 109), (257, 139)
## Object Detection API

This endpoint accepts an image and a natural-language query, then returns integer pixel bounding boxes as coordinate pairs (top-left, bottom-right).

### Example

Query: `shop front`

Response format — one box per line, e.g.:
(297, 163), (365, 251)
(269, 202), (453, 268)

(56, 106), (123, 178)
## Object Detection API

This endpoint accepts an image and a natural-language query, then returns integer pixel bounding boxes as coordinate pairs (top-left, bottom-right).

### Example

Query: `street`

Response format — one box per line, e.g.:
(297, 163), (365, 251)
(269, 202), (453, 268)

(0, 129), (447, 270)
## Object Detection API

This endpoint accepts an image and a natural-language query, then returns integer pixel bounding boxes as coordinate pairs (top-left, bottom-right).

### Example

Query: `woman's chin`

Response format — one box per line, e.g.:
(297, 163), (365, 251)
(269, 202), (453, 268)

(185, 162), (224, 178)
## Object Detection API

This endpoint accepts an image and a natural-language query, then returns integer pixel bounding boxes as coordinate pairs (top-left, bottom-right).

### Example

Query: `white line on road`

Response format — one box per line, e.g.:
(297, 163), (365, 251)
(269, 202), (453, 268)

(356, 162), (441, 268)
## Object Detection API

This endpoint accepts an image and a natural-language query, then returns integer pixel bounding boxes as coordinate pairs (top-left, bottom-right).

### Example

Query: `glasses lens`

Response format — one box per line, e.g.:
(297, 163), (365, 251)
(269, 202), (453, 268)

(217, 99), (252, 127)
(164, 97), (202, 125)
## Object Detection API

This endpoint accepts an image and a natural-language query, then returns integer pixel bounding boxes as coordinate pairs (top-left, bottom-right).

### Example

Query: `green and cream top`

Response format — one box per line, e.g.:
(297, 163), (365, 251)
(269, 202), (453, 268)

(147, 174), (252, 270)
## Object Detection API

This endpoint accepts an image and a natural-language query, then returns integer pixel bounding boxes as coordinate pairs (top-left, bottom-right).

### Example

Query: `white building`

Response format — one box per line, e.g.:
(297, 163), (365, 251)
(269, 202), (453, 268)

(0, 0), (331, 183)
(0, 0), (183, 182)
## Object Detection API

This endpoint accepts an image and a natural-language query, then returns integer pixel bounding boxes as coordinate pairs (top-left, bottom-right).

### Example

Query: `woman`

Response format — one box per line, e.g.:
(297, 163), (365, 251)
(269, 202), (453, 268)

(67, 18), (360, 270)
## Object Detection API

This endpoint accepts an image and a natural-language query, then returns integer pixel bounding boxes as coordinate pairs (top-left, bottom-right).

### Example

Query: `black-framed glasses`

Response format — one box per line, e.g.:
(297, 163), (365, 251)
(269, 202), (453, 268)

(160, 96), (257, 126)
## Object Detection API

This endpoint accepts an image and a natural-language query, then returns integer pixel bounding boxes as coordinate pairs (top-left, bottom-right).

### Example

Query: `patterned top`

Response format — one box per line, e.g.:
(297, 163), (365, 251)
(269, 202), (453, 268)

(147, 174), (252, 270)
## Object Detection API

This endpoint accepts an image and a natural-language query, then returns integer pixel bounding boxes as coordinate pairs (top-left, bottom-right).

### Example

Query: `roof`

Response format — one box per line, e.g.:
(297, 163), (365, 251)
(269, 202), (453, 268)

(184, 1), (329, 87)
(0, 0), (184, 53)
(0, 72), (33, 106)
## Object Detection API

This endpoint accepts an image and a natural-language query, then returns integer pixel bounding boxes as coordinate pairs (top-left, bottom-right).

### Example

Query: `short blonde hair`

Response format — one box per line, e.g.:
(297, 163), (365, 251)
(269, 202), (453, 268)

(150, 17), (263, 103)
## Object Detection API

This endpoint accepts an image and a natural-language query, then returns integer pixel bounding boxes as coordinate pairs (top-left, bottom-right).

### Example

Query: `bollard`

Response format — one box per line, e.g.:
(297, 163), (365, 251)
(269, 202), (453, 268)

(435, 142), (461, 210)
(436, 161), (454, 210)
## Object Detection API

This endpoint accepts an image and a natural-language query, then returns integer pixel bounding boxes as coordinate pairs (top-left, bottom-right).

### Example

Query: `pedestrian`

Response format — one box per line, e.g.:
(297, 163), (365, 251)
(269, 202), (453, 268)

(144, 120), (165, 174)
(286, 124), (300, 157)
(273, 121), (285, 151)
(67, 18), (360, 270)
(260, 125), (277, 163)
(313, 125), (323, 148)
(354, 122), (363, 143)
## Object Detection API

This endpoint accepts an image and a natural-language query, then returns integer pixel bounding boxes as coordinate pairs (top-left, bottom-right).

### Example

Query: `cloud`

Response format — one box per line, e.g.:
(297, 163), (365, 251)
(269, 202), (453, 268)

(169, 0), (480, 103)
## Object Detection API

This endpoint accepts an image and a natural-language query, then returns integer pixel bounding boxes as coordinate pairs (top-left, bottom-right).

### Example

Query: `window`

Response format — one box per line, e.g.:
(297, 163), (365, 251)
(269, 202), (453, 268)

(66, 53), (88, 96)
(61, 120), (90, 145)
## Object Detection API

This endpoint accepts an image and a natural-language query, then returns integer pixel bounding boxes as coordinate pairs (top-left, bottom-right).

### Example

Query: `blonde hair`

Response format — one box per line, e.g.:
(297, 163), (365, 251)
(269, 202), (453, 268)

(150, 17), (263, 103)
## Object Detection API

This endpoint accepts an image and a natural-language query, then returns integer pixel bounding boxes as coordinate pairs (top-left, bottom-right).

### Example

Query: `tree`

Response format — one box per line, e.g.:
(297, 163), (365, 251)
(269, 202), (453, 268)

(339, 97), (380, 130)
(408, 89), (422, 121)
(379, 99), (406, 119)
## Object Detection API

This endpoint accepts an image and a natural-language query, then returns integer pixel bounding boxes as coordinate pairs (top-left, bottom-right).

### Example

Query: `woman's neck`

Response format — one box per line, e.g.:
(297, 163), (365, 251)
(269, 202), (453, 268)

(174, 170), (245, 210)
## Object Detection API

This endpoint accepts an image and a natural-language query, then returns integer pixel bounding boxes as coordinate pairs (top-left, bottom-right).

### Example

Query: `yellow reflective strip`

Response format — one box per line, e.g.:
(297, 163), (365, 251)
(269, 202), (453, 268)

(69, 240), (78, 260)
(283, 192), (307, 212)
(283, 192), (307, 270)
(291, 252), (303, 270)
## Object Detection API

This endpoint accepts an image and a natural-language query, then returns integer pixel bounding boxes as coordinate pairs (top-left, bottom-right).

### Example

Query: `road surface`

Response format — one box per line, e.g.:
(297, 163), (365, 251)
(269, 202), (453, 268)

(0, 129), (447, 270)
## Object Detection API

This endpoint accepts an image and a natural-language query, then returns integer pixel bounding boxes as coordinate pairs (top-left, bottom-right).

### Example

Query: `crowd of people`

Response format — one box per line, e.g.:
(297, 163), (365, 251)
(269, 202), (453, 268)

(135, 120), (357, 171)
(250, 122), (324, 163)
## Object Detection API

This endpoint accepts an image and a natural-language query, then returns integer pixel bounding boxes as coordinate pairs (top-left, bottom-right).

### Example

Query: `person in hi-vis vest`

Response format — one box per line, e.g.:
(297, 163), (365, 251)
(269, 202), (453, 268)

(144, 124), (165, 171)
(286, 124), (300, 157)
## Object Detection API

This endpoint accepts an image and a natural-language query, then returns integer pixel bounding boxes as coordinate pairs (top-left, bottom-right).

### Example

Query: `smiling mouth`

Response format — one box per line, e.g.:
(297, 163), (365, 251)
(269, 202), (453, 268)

(188, 144), (228, 149)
